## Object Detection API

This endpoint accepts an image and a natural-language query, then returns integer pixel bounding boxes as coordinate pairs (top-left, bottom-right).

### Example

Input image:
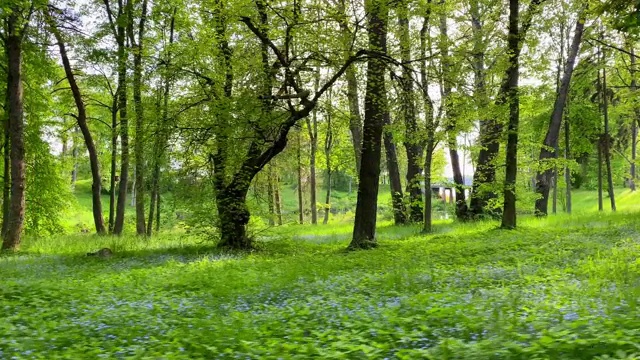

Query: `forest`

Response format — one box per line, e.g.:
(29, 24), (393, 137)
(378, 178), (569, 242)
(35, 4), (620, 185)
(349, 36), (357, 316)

(1, 0), (640, 358)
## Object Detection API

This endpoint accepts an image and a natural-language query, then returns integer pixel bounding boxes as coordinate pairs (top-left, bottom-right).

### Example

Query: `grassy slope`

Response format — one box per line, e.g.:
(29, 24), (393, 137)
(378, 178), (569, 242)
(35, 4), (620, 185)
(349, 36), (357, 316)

(2, 189), (640, 358)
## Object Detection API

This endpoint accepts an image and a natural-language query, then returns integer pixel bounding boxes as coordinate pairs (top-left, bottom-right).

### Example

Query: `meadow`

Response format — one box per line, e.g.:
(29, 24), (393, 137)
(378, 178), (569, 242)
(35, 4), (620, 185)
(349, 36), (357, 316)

(2, 188), (640, 359)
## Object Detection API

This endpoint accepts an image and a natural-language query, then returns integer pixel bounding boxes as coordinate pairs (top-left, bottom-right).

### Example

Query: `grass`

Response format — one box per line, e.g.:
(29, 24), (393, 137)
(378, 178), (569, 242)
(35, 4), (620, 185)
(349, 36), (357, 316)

(3, 188), (640, 358)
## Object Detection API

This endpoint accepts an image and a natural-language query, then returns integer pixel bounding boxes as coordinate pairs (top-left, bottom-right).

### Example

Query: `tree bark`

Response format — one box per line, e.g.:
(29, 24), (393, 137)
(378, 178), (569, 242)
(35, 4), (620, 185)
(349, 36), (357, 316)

(565, 114), (572, 213)
(324, 98), (334, 225)
(133, 0), (149, 235)
(109, 97), (117, 233)
(113, 0), (130, 236)
(602, 51), (616, 211)
(501, 0), (521, 229)
(2, 13), (27, 251)
(399, 0), (423, 223)
(49, 15), (107, 234)
(383, 117), (407, 225)
(350, 0), (388, 250)
(217, 182), (252, 249)
(420, 3), (436, 233)
(2, 84), (10, 237)
(297, 131), (304, 224)
(306, 73), (319, 225)
(534, 12), (585, 215)
(630, 43), (638, 191)
(267, 166), (275, 226)
(274, 173), (282, 226)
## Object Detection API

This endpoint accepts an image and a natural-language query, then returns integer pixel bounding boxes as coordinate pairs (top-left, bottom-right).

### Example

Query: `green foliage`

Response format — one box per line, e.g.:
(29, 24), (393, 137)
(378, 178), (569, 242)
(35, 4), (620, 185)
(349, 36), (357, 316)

(3, 195), (640, 358)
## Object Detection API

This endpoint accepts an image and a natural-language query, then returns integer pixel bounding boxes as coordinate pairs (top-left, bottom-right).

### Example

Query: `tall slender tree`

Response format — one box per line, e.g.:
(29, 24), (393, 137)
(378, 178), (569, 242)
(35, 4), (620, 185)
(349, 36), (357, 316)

(47, 9), (107, 234)
(350, 0), (388, 249)
(534, 9), (586, 215)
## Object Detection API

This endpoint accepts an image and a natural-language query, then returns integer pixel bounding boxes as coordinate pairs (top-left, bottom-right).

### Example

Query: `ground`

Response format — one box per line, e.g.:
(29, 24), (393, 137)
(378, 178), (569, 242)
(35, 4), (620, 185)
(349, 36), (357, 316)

(2, 190), (640, 358)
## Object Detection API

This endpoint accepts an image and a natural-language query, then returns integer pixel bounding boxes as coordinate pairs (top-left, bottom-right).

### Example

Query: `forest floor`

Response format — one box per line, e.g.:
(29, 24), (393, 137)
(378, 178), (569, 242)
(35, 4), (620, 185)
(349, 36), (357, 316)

(2, 191), (640, 358)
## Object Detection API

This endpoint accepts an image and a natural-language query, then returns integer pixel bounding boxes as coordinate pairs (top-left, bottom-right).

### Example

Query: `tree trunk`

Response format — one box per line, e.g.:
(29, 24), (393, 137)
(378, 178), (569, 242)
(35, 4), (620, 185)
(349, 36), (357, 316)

(501, 0), (521, 229)
(133, 0), (149, 236)
(274, 173), (282, 226)
(324, 96), (334, 225)
(467, 0), (492, 218)
(2, 17), (27, 251)
(306, 73), (319, 225)
(565, 114), (572, 213)
(147, 8), (175, 237)
(267, 166), (275, 226)
(2, 90), (10, 237)
(217, 184), (252, 249)
(113, 7), (130, 236)
(420, 3), (436, 233)
(350, 0), (388, 250)
(598, 139), (603, 211)
(71, 132), (78, 189)
(630, 43), (638, 191)
(109, 101), (117, 233)
(423, 142), (435, 233)
(384, 121), (407, 225)
(49, 16), (107, 234)
(470, 0), (545, 218)
(439, 8), (467, 220)
(602, 53), (616, 211)
(399, 0), (423, 223)
(534, 12), (585, 215)
(338, 0), (363, 174)
(297, 131), (304, 224)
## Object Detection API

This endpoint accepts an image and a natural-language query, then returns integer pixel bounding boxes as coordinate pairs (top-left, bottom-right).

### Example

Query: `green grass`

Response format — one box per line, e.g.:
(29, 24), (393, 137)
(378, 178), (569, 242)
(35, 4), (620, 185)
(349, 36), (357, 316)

(3, 188), (640, 358)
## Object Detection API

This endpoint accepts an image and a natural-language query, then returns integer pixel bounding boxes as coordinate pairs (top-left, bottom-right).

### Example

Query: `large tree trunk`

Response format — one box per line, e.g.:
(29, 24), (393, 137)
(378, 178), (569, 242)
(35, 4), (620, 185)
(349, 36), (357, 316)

(49, 16), (107, 234)
(350, 0), (388, 250)
(469, 0), (545, 218)
(133, 0), (149, 235)
(534, 12), (585, 215)
(113, 5), (130, 236)
(2, 87), (10, 237)
(217, 184), (252, 249)
(399, 0), (423, 223)
(2, 16), (27, 251)
(383, 120), (407, 225)
(500, 0), (521, 229)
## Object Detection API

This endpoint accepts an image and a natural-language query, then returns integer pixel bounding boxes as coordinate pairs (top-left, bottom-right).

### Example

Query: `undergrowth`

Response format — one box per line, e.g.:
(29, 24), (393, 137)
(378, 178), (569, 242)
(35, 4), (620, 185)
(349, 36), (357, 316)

(2, 208), (640, 358)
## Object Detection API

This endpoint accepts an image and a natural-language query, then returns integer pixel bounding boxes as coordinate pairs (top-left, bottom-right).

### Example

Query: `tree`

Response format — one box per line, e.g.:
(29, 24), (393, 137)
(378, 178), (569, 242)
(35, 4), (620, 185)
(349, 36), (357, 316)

(102, 0), (131, 236)
(132, 0), (149, 235)
(398, 0), (423, 223)
(534, 9), (586, 215)
(469, 0), (546, 219)
(501, 0), (522, 229)
(2, 3), (32, 251)
(350, 0), (388, 250)
(47, 7), (107, 235)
